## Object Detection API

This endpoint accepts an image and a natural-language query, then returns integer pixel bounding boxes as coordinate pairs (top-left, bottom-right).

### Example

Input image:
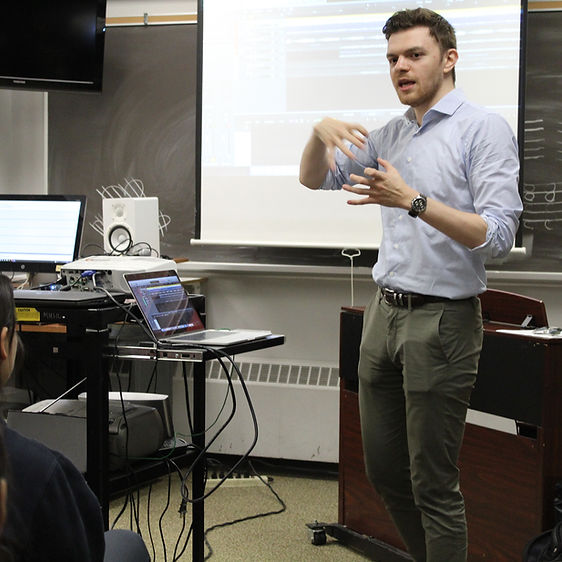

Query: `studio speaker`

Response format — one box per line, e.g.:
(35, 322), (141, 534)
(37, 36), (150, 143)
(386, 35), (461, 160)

(102, 197), (160, 255)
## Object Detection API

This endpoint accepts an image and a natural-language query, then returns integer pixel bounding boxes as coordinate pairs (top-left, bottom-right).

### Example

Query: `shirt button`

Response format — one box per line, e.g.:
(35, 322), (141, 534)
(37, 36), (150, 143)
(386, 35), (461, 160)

(407, 156), (412, 163)
(389, 271), (395, 277)
(393, 243), (399, 249)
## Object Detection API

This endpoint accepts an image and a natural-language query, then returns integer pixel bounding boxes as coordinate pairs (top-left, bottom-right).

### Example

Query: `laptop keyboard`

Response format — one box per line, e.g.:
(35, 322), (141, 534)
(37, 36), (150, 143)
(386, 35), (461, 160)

(174, 330), (231, 341)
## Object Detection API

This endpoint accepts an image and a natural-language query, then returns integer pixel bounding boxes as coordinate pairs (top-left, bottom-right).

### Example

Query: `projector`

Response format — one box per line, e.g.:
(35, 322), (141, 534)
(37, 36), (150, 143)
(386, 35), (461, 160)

(60, 255), (177, 294)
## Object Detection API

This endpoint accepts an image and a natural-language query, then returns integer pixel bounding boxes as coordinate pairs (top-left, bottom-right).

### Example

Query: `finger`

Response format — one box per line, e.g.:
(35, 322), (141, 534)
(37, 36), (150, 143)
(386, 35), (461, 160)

(351, 123), (369, 137)
(334, 128), (366, 154)
(348, 174), (371, 186)
(347, 129), (367, 149)
(377, 157), (392, 171)
(336, 141), (360, 161)
(347, 197), (373, 206)
(346, 135), (366, 151)
(363, 167), (383, 179)
(327, 147), (336, 171)
(343, 183), (372, 194)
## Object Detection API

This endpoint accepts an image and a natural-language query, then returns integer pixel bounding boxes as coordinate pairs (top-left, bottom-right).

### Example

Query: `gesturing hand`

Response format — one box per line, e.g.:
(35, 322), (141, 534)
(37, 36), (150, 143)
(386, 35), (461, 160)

(343, 157), (416, 209)
(313, 117), (368, 170)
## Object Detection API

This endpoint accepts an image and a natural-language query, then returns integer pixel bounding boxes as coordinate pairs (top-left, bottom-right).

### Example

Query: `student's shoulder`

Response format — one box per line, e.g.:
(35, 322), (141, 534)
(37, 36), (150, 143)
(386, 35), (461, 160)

(4, 426), (77, 481)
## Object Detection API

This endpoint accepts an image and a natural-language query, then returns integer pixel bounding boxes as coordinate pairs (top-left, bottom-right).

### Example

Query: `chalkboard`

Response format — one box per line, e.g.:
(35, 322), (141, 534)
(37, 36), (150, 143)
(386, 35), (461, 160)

(48, 24), (197, 260)
(512, 9), (562, 273)
(48, 12), (562, 271)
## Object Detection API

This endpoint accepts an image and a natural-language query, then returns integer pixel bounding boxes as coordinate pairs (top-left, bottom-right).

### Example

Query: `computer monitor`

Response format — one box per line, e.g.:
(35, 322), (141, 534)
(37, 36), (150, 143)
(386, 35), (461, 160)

(0, 194), (86, 274)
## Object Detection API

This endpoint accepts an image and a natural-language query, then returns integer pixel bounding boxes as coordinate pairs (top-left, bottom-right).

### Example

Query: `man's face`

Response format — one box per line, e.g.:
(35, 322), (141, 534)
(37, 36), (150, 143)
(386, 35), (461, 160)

(386, 26), (455, 117)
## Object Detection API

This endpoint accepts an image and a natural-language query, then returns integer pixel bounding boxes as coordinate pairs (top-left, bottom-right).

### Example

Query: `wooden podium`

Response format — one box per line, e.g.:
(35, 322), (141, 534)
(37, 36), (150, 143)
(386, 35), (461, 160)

(333, 290), (562, 561)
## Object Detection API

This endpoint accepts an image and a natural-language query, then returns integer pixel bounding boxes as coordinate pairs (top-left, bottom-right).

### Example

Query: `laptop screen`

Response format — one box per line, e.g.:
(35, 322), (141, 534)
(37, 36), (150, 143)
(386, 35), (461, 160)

(125, 270), (204, 340)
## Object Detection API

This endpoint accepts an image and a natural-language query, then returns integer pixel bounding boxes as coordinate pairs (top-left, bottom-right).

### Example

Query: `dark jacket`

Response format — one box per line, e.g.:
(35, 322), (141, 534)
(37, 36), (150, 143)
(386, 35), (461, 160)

(2, 425), (105, 562)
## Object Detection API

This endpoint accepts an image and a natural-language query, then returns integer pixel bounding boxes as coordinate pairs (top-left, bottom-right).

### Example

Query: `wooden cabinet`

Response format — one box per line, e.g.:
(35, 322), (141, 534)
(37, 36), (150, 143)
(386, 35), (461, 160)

(338, 294), (562, 561)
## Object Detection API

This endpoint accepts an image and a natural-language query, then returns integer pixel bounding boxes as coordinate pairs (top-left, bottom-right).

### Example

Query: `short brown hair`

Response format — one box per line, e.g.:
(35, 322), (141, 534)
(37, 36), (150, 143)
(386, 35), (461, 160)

(383, 8), (457, 82)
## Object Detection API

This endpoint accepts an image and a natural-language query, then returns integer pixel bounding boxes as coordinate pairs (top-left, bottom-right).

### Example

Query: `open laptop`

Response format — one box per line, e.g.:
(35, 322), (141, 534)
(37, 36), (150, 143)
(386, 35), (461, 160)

(124, 270), (271, 346)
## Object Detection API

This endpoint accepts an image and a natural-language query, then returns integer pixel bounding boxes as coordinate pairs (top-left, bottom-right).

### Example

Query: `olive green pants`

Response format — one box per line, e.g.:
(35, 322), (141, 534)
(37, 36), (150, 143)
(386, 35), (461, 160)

(358, 289), (483, 562)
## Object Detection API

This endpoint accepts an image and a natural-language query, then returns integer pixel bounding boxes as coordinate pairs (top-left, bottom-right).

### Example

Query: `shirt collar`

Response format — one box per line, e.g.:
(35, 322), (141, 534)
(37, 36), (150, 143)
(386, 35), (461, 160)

(403, 88), (465, 125)
(431, 88), (465, 116)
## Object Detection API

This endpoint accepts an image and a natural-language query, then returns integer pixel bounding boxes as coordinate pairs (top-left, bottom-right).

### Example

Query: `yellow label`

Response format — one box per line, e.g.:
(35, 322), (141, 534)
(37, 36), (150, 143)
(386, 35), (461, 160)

(15, 307), (40, 323)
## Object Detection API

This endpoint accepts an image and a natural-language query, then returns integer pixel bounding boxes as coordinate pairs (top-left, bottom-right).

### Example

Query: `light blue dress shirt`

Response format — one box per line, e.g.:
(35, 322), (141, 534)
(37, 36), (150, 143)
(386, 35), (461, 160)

(321, 89), (523, 299)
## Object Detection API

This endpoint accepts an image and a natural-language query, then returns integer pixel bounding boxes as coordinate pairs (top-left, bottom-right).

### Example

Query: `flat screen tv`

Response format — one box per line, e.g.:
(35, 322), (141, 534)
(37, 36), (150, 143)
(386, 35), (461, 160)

(0, 1), (107, 93)
(0, 194), (87, 274)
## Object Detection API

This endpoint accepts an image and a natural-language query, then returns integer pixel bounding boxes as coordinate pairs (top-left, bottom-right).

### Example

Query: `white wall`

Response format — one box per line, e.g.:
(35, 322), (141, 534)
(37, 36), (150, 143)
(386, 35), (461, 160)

(0, 91), (47, 195)
(177, 263), (562, 367)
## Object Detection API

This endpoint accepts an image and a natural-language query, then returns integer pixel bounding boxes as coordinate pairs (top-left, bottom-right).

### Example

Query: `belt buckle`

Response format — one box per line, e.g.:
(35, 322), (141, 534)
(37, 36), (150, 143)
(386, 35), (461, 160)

(384, 288), (403, 307)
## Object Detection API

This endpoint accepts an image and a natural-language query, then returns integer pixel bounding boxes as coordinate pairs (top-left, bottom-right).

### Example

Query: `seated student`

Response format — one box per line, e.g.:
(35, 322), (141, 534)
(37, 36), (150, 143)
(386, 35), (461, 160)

(0, 275), (148, 562)
(0, 275), (105, 561)
(0, 426), (8, 562)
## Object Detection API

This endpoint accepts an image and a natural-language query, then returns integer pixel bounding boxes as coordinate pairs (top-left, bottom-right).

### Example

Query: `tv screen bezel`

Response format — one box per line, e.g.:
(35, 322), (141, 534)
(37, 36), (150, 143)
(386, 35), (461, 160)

(0, 0), (107, 93)
(0, 194), (87, 274)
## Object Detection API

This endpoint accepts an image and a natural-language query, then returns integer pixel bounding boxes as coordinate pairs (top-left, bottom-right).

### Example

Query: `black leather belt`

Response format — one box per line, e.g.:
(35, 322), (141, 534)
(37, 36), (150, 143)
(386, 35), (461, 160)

(380, 287), (451, 308)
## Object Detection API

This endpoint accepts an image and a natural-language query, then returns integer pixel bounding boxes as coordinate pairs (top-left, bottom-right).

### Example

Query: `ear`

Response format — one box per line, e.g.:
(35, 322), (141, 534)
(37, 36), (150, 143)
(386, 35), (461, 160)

(0, 327), (8, 361)
(443, 48), (458, 78)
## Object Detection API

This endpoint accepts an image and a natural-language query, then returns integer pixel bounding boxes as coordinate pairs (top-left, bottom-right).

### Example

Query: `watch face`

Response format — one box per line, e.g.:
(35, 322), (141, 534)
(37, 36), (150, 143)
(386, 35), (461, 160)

(412, 197), (426, 213)
(409, 194), (427, 217)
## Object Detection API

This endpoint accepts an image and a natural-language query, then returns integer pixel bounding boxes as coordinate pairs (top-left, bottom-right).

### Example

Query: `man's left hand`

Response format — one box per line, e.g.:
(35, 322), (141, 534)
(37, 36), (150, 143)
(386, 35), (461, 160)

(343, 157), (416, 209)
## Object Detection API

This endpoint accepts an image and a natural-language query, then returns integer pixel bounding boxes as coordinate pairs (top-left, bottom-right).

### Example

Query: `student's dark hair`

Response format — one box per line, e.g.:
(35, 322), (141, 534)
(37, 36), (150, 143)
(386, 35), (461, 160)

(383, 8), (457, 82)
(0, 278), (16, 560)
(0, 277), (15, 345)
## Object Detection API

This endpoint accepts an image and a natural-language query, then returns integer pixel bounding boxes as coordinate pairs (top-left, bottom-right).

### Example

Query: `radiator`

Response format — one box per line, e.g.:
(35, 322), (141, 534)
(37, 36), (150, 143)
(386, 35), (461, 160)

(172, 360), (340, 463)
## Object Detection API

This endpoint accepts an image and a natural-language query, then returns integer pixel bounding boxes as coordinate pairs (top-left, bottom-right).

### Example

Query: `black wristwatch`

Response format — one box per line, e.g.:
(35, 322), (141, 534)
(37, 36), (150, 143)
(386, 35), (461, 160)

(408, 193), (427, 218)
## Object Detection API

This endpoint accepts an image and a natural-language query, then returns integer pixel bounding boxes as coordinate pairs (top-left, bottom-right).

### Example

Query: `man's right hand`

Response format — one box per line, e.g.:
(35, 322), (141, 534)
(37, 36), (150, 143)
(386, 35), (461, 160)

(313, 117), (368, 170)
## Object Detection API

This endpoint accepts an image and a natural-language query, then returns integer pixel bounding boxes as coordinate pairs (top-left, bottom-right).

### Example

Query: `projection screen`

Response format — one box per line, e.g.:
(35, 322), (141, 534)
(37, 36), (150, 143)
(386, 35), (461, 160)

(195, 0), (525, 250)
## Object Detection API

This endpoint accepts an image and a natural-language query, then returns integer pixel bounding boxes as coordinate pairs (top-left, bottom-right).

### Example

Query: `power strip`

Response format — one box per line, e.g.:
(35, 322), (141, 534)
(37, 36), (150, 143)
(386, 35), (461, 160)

(205, 473), (269, 488)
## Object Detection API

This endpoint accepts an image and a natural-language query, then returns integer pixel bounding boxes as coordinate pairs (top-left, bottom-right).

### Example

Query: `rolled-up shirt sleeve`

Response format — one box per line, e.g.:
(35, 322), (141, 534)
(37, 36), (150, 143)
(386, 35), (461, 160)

(468, 113), (523, 260)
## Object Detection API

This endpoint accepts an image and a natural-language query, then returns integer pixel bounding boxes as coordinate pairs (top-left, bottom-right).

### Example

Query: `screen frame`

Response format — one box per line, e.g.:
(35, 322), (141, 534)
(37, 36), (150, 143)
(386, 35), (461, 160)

(0, 0), (107, 93)
(0, 194), (87, 274)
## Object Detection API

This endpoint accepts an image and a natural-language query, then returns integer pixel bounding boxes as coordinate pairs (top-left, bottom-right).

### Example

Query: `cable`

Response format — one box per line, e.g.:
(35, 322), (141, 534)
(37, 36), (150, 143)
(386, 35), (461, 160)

(37, 376), (87, 412)
(177, 346), (259, 508)
(110, 492), (130, 529)
(181, 360), (235, 441)
(172, 522), (193, 562)
(158, 466), (172, 562)
(341, 248), (361, 307)
(144, 360), (159, 393)
(149, 459), (185, 561)
(146, 482), (157, 562)
(99, 298), (189, 559)
(89, 279), (155, 347)
(181, 362), (195, 437)
(203, 459), (287, 560)
(178, 351), (239, 507)
(128, 241), (159, 257)
(113, 368), (132, 469)
(98, 296), (262, 557)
